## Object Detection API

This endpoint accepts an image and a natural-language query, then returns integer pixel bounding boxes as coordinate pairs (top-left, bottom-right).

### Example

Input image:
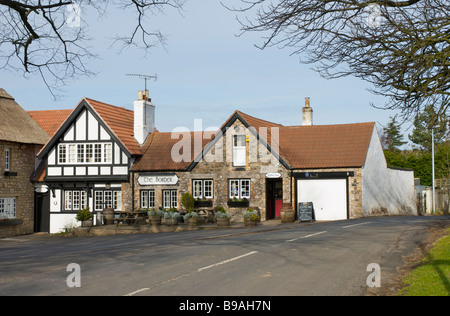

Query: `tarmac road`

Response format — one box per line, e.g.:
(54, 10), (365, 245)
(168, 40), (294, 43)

(0, 216), (448, 296)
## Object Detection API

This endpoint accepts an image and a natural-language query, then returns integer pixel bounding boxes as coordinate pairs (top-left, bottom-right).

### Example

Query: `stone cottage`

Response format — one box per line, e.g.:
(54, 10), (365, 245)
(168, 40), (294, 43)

(0, 89), (49, 238)
(130, 97), (417, 222)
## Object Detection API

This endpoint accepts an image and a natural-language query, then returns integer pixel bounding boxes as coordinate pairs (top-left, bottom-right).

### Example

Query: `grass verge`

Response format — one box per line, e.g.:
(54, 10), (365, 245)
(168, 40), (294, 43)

(397, 227), (450, 296)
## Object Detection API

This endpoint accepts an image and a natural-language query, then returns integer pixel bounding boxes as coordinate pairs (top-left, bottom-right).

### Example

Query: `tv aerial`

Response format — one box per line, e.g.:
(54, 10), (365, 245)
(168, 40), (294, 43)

(126, 73), (158, 93)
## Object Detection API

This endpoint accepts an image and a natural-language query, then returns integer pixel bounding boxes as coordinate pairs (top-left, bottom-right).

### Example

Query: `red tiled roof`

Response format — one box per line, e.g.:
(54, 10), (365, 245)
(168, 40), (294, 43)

(132, 131), (213, 171)
(132, 110), (375, 172)
(28, 109), (72, 137)
(278, 123), (375, 169)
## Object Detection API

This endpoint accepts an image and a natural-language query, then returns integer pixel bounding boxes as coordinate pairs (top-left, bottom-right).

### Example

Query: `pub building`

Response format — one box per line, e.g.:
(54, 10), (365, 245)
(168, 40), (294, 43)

(31, 92), (417, 233)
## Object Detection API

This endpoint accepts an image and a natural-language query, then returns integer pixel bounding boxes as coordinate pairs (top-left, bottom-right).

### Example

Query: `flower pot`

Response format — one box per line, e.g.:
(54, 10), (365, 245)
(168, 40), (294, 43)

(186, 217), (198, 227)
(82, 220), (93, 227)
(244, 219), (258, 227)
(194, 200), (213, 207)
(149, 215), (162, 226)
(165, 218), (178, 226)
(216, 218), (230, 227)
(227, 200), (249, 208)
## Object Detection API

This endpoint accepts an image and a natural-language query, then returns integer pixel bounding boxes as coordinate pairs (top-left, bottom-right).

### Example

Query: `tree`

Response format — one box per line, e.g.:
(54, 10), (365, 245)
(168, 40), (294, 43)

(0, 0), (184, 97)
(229, 0), (450, 121)
(381, 116), (407, 150)
(408, 104), (449, 151)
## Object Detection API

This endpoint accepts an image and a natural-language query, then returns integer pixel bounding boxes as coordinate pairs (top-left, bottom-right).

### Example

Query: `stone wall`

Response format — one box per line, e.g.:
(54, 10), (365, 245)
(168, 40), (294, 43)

(128, 119), (292, 223)
(0, 141), (38, 238)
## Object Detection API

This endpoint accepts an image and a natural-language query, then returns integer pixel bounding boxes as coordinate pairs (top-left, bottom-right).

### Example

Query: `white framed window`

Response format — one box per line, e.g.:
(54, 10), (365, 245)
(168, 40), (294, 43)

(229, 179), (251, 199)
(94, 190), (122, 211)
(192, 179), (214, 199)
(4, 148), (10, 171)
(163, 190), (177, 209)
(232, 135), (246, 167)
(140, 190), (155, 209)
(0, 197), (16, 219)
(58, 143), (113, 165)
(64, 190), (87, 211)
(58, 144), (66, 164)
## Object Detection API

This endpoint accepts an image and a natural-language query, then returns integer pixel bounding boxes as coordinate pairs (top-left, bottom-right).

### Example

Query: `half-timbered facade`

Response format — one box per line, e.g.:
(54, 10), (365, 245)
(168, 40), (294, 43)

(32, 94), (153, 233)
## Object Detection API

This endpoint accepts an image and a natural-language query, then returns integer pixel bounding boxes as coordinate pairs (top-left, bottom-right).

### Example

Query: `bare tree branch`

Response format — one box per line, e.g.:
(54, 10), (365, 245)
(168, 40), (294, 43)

(228, 0), (450, 121)
(0, 0), (185, 98)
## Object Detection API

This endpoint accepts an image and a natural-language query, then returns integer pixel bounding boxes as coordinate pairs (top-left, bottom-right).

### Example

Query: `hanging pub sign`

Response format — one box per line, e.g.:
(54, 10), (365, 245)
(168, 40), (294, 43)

(298, 202), (315, 222)
(138, 173), (179, 186)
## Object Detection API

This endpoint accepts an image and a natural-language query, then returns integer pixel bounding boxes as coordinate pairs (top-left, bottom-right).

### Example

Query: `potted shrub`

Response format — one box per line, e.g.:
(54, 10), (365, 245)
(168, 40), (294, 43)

(76, 207), (94, 227)
(214, 206), (231, 227)
(164, 209), (180, 226)
(147, 207), (165, 226)
(244, 208), (260, 227)
(183, 208), (199, 227)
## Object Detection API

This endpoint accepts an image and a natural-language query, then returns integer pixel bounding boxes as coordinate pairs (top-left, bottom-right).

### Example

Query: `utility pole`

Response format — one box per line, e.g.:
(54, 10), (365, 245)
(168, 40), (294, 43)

(432, 127), (436, 215)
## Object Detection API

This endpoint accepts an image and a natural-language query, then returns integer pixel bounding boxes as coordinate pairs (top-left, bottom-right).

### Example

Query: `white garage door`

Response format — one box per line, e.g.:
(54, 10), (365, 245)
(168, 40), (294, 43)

(297, 179), (348, 221)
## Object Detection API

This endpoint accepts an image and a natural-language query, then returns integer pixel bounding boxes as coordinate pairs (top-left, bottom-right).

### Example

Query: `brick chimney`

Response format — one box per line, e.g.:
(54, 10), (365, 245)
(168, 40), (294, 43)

(302, 97), (313, 126)
(134, 90), (155, 145)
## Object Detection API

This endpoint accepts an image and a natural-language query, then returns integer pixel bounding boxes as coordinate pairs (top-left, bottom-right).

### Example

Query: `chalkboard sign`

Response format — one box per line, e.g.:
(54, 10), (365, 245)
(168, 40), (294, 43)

(298, 202), (315, 222)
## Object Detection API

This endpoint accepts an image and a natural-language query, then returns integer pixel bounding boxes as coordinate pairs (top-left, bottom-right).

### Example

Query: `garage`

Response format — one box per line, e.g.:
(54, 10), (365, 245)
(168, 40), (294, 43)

(297, 178), (348, 221)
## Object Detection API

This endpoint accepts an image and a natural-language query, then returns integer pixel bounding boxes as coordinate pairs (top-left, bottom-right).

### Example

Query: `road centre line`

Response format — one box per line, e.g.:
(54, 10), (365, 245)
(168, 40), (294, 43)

(285, 231), (327, 243)
(342, 222), (371, 229)
(197, 251), (259, 272)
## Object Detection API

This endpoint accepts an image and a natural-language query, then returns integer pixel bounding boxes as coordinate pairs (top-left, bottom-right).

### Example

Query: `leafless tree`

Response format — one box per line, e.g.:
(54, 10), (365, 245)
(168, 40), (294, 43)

(0, 0), (184, 97)
(228, 0), (450, 121)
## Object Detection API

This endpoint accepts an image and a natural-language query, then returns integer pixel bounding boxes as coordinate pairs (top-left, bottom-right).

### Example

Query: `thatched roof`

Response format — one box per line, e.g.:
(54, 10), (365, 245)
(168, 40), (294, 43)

(0, 88), (49, 145)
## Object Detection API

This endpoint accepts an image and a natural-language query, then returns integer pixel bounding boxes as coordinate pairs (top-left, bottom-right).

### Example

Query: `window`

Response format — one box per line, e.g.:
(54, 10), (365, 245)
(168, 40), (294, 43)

(64, 190), (87, 211)
(58, 144), (66, 164)
(4, 148), (10, 171)
(68, 144), (76, 163)
(0, 198), (16, 219)
(163, 190), (177, 209)
(229, 179), (251, 199)
(104, 144), (112, 163)
(140, 190), (155, 209)
(77, 144), (85, 163)
(57, 143), (113, 165)
(192, 179), (214, 199)
(86, 144), (93, 163)
(94, 190), (122, 211)
(232, 135), (246, 167)
(94, 144), (102, 163)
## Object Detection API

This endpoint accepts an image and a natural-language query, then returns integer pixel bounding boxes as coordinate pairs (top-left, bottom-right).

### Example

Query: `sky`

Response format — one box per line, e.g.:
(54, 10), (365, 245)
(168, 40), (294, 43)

(2, 0), (411, 139)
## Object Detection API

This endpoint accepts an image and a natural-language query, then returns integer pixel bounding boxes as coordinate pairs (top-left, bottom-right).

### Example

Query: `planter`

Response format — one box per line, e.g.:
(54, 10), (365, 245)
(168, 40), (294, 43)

(195, 200), (213, 207)
(227, 200), (249, 208)
(0, 219), (23, 227)
(216, 218), (230, 227)
(185, 217), (198, 227)
(149, 215), (162, 226)
(244, 219), (258, 227)
(81, 220), (93, 227)
(102, 208), (115, 225)
(165, 218), (178, 226)
(280, 203), (295, 223)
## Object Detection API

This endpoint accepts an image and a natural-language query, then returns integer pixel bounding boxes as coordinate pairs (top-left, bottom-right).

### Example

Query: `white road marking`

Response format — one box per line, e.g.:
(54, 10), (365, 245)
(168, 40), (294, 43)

(197, 251), (259, 272)
(342, 222), (371, 229)
(124, 288), (150, 296)
(285, 231), (327, 243)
